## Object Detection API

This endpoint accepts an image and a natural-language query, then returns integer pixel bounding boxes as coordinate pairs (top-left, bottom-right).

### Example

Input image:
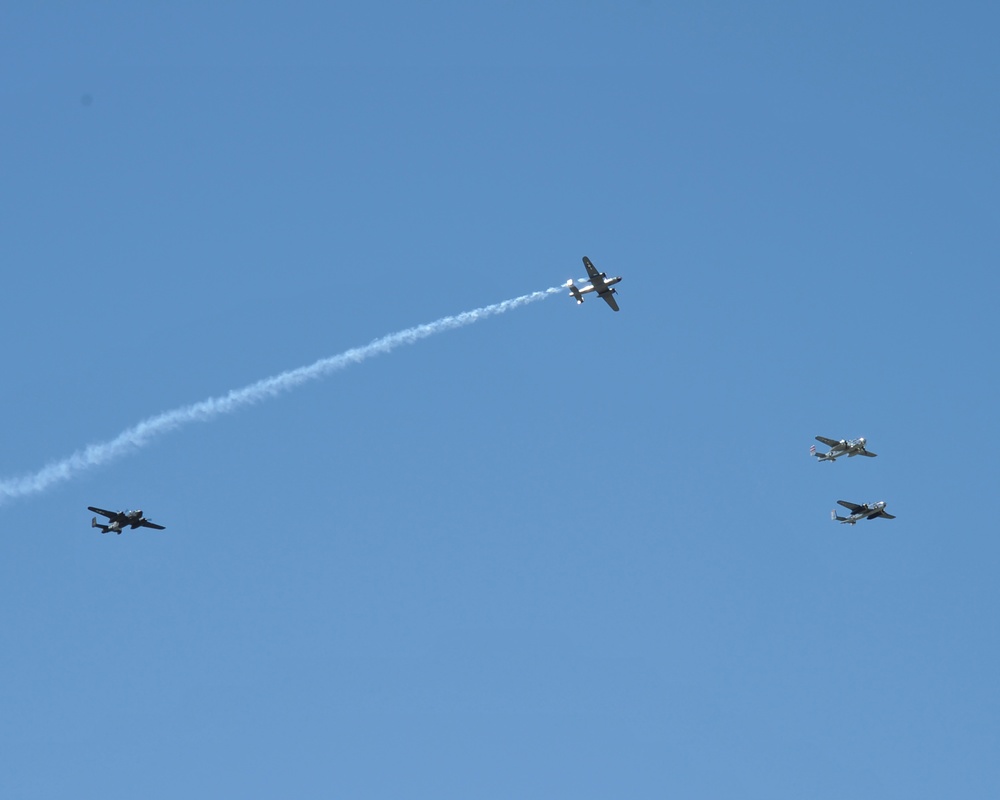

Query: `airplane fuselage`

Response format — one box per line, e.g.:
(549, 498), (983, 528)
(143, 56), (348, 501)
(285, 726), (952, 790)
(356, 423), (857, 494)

(567, 275), (622, 302)
(91, 509), (148, 533)
(833, 507), (869, 524)
(815, 438), (870, 461)
(824, 446), (850, 460)
(594, 275), (622, 292)
(833, 501), (891, 524)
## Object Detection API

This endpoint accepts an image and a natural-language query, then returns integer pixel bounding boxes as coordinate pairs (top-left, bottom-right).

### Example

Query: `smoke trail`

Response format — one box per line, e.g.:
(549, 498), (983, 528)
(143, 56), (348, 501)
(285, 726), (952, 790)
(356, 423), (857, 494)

(0, 286), (562, 505)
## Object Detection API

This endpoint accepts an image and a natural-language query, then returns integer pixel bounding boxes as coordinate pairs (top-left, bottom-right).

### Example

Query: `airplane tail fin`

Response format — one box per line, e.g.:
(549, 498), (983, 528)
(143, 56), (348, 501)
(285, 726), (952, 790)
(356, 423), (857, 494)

(565, 280), (584, 304)
(92, 517), (108, 533)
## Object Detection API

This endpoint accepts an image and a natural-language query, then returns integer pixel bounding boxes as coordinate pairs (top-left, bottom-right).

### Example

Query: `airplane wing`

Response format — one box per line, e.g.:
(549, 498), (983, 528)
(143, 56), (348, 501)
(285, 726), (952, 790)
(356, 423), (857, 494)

(859, 450), (877, 457)
(837, 500), (863, 512)
(582, 256), (600, 280)
(87, 506), (117, 519)
(600, 291), (620, 312)
(878, 512), (896, 519)
(815, 436), (841, 448)
(139, 520), (166, 530)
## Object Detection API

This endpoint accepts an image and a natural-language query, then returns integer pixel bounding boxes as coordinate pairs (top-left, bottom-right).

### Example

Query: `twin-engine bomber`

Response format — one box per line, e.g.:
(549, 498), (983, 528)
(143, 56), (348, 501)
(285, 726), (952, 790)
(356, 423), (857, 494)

(89, 506), (166, 534)
(811, 436), (877, 461)
(831, 500), (896, 524)
(814, 435), (895, 525)
(566, 256), (622, 312)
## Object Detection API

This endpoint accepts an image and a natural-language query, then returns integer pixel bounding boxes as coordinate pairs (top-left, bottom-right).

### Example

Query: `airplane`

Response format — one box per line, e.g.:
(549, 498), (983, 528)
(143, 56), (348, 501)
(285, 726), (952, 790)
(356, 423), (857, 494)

(88, 506), (166, 534)
(831, 500), (896, 525)
(565, 256), (622, 311)
(811, 436), (877, 462)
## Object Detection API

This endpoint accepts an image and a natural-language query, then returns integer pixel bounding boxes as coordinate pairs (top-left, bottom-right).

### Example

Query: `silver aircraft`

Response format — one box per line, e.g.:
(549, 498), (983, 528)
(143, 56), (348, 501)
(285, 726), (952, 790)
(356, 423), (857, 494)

(811, 436), (877, 462)
(831, 500), (896, 525)
(89, 506), (166, 534)
(566, 256), (622, 311)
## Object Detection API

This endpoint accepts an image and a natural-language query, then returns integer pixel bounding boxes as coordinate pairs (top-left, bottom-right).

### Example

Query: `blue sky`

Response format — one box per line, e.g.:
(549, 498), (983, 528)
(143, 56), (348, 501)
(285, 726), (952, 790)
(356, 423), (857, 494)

(2, 2), (998, 797)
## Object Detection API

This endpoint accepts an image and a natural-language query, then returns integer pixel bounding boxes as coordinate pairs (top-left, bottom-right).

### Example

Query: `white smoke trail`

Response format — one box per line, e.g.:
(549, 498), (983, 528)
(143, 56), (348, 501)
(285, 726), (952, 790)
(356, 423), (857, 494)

(0, 286), (562, 505)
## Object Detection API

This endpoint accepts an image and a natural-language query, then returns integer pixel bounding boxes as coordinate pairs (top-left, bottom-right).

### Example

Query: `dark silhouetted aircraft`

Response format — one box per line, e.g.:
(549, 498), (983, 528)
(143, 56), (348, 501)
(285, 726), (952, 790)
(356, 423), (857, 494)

(566, 256), (622, 311)
(89, 506), (166, 534)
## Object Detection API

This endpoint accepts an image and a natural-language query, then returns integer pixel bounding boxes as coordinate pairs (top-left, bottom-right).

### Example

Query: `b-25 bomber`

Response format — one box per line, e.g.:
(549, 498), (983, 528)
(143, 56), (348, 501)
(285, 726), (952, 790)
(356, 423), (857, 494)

(811, 436), (877, 462)
(831, 500), (895, 525)
(89, 506), (166, 534)
(566, 256), (622, 312)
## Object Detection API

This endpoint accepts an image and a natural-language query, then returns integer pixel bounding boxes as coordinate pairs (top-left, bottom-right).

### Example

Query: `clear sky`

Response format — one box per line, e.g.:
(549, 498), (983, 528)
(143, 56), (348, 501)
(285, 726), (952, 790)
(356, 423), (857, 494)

(2, 2), (998, 797)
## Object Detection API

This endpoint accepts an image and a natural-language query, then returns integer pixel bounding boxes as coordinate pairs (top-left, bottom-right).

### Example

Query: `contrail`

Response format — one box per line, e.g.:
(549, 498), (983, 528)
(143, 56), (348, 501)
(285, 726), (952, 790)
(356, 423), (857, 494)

(0, 286), (562, 505)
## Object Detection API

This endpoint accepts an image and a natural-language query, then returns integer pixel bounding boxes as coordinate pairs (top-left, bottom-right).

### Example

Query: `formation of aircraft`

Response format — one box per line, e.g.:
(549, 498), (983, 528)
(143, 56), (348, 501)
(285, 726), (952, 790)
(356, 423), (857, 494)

(556, 260), (899, 526)
(814, 433), (895, 526)
(74, 258), (899, 534)
(811, 436), (877, 462)
(566, 256), (622, 312)
(831, 500), (896, 524)
(89, 506), (166, 534)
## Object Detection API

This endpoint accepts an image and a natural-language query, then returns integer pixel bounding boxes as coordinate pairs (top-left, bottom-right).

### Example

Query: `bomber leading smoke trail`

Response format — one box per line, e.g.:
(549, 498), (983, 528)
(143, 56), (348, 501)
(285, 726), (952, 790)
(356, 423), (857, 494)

(0, 286), (562, 505)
